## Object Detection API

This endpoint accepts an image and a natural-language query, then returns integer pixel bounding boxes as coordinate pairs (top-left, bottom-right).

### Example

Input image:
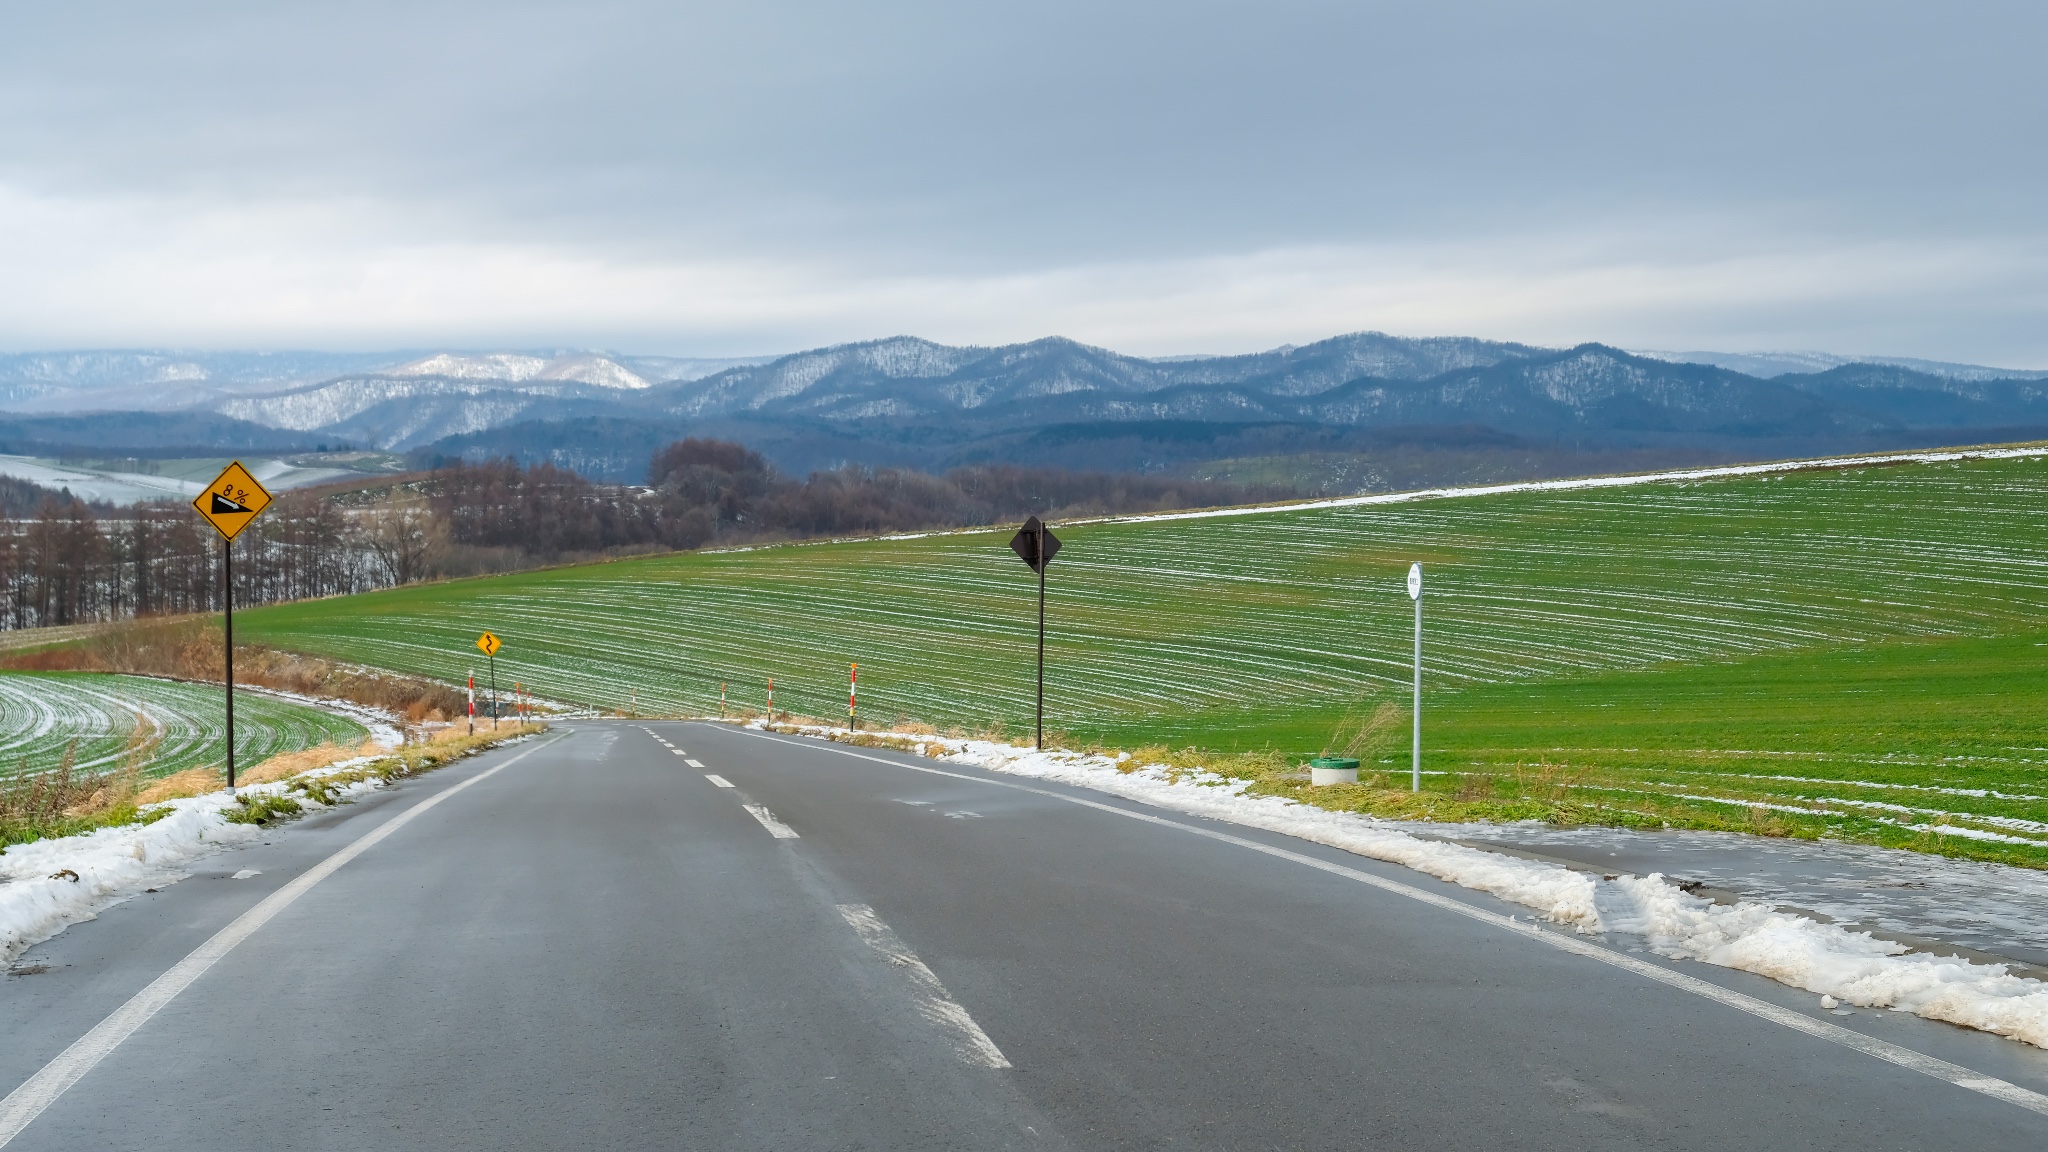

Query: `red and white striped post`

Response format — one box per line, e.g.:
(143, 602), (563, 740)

(720, 682), (727, 718)
(467, 670), (475, 736)
(848, 663), (858, 729)
(767, 677), (774, 719)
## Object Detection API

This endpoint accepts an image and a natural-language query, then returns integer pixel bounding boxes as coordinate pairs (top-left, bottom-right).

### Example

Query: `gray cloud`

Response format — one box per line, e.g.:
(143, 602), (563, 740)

(1, 1), (2043, 362)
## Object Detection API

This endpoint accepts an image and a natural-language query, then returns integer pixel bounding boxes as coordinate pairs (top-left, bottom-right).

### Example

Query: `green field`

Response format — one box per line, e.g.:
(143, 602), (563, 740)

(0, 671), (368, 780)
(236, 450), (2048, 862)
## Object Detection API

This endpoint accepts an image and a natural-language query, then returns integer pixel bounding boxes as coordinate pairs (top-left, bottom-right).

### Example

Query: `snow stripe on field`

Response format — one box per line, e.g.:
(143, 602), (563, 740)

(0, 733), (561, 1149)
(729, 444), (2048, 544)
(742, 726), (2048, 1115)
(837, 903), (1010, 1069)
(1074, 443), (2048, 528)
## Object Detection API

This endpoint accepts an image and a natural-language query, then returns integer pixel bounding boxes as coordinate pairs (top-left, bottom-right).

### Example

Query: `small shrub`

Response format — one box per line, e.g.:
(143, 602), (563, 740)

(223, 792), (304, 825)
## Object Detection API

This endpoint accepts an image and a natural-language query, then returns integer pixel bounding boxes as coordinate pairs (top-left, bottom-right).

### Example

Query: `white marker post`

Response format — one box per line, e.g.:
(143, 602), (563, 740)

(1408, 562), (1422, 792)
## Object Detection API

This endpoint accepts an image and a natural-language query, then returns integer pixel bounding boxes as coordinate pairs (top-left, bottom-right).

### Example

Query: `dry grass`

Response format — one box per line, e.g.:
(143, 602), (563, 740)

(4, 617), (470, 722)
(238, 739), (387, 786)
(1321, 700), (1404, 760)
(131, 736), (394, 805)
(135, 767), (227, 805)
(1, 717), (159, 847)
(134, 723), (542, 807)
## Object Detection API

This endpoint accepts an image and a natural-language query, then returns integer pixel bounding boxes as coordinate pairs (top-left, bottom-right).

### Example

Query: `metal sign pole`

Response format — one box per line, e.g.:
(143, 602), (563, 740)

(223, 538), (235, 794)
(1036, 522), (1046, 751)
(1409, 562), (1422, 793)
(1008, 516), (1062, 752)
(489, 654), (498, 730)
(192, 461), (273, 796)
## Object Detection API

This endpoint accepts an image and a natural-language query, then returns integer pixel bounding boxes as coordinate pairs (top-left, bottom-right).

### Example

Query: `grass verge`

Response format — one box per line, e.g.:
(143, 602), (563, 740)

(4, 722), (546, 846)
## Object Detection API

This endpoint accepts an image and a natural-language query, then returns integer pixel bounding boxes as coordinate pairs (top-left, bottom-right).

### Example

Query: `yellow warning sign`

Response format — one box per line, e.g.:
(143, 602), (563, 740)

(476, 631), (502, 657)
(192, 461), (274, 541)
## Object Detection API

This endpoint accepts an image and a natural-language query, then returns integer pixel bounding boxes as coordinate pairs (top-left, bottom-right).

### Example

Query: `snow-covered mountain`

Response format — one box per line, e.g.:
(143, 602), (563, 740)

(389, 352), (652, 389)
(4, 334), (2045, 464)
(0, 349), (766, 420)
(0, 350), (417, 412)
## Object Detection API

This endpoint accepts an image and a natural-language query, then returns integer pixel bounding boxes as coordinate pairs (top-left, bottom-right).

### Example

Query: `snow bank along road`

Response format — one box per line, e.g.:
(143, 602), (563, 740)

(2, 724), (2044, 1150)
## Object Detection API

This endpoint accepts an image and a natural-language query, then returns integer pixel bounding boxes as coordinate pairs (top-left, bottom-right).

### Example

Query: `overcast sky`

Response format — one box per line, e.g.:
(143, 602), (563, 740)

(1, 1), (2042, 363)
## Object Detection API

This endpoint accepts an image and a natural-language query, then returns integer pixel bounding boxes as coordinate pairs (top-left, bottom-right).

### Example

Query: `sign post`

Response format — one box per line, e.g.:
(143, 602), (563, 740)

(192, 462), (274, 794)
(1009, 516), (1063, 750)
(476, 631), (501, 730)
(1407, 562), (1422, 793)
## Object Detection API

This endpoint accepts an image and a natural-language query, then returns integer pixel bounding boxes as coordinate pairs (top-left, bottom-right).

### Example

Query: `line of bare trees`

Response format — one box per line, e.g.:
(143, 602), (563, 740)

(0, 493), (440, 630)
(1, 441), (1284, 631)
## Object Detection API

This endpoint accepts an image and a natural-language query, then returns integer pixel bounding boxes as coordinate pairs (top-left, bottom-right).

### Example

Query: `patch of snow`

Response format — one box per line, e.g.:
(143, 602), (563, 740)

(390, 353), (550, 381)
(0, 792), (266, 962)
(0, 728), (533, 962)
(537, 354), (649, 389)
(0, 455), (203, 505)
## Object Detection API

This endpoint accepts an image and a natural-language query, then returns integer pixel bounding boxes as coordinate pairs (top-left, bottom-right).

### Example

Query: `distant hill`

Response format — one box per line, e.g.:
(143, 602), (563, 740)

(1636, 349), (2048, 381)
(4, 333), (2045, 485)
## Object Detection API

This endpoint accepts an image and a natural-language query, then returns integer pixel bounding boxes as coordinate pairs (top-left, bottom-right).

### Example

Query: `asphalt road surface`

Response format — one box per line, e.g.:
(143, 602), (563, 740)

(4, 721), (2046, 1150)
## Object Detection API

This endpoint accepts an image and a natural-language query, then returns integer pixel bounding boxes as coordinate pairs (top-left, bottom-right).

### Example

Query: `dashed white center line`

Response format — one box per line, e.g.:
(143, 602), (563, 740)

(672, 749), (688, 756)
(685, 758), (705, 768)
(837, 904), (1010, 1069)
(742, 804), (799, 838)
(705, 774), (734, 788)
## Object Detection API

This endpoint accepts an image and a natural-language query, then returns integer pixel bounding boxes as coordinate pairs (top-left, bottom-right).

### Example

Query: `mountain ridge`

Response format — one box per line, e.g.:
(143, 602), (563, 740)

(4, 333), (2046, 484)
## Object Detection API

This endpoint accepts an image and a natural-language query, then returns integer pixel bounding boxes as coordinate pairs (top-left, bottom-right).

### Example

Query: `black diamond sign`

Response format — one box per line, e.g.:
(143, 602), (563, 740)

(1009, 516), (1061, 574)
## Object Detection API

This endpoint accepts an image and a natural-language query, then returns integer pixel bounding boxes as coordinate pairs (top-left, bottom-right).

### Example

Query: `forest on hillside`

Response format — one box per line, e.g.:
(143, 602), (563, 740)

(0, 440), (1285, 630)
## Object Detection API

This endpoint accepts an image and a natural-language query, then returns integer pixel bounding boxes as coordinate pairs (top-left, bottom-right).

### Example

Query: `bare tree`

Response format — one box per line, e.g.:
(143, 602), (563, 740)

(363, 498), (440, 586)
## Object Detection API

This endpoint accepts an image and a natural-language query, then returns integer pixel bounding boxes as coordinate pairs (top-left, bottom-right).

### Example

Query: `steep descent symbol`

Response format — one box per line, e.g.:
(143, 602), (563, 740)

(192, 461), (273, 541)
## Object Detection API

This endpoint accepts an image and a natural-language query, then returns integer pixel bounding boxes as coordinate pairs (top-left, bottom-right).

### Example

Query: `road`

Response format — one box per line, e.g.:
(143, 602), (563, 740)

(3, 721), (2046, 1150)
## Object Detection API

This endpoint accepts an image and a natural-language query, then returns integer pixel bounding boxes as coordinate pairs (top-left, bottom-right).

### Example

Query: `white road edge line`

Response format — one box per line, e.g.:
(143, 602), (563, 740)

(837, 903), (1011, 1069)
(0, 732), (566, 1149)
(742, 803), (799, 838)
(705, 774), (734, 788)
(738, 728), (2048, 1119)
